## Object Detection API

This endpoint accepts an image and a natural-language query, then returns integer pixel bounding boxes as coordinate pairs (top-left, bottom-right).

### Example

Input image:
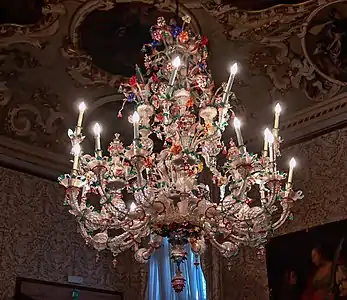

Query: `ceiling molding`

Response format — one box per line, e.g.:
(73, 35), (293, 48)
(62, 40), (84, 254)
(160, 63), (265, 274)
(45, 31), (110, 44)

(245, 92), (347, 147)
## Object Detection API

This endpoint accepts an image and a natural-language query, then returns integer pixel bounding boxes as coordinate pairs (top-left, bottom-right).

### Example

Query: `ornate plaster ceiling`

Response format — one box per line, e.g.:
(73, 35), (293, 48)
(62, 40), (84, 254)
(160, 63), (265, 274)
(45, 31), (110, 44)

(0, 0), (346, 179)
(219, 0), (306, 10)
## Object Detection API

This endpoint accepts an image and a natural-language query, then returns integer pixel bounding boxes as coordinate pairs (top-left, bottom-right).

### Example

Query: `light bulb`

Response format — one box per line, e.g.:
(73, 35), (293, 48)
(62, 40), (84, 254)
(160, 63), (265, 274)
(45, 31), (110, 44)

(78, 101), (86, 112)
(289, 157), (296, 168)
(130, 202), (137, 211)
(132, 111), (140, 123)
(93, 123), (101, 136)
(230, 63), (238, 75)
(275, 103), (282, 115)
(233, 117), (241, 129)
(267, 132), (274, 144)
(172, 56), (181, 68)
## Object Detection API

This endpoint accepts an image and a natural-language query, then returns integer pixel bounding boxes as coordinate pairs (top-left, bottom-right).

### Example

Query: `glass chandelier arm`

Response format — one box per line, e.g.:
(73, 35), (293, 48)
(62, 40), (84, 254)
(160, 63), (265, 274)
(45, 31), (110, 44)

(65, 187), (82, 213)
(265, 183), (281, 208)
(208, 236), (239, 258)
(122, 217), (150, 231)
(215, 224), (267, 246)
(271, 209), (291, 230)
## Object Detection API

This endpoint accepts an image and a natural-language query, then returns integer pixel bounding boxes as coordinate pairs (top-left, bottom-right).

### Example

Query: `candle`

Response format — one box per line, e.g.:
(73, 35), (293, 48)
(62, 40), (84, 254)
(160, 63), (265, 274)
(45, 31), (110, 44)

(267, 131), (274, 163)
(132, 111), (140, 140)
(233, 117), (245, 154)
(222, 63), (238, 103)
(169, 56), (181, 86)
(72, 143), (81, 171)
(76, 101), (86, 135)
(263, 128), (271, 157)
(93, 123), (102, 157)
(287, 157), (296, 185)
(273, 103), (281, 137)
(132, 112), (140, 154)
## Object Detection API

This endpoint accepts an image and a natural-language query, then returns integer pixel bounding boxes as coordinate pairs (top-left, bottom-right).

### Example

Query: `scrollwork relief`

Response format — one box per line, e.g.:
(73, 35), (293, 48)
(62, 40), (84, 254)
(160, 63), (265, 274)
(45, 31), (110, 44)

(0, 85), (68, 152)
(203, 0), (345, 102)
(0, 48), (69, 151)
(0, 0), (66, 49)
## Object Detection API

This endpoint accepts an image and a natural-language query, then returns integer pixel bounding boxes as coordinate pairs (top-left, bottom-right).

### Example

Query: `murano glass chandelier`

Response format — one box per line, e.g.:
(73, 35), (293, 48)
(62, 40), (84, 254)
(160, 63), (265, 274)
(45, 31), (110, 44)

(59, 15), (304, 293)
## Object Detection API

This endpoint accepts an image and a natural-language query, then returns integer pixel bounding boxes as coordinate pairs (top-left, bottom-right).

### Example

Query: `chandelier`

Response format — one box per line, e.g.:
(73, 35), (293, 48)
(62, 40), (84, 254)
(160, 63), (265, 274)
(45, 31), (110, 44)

(59, 15), (304, 293)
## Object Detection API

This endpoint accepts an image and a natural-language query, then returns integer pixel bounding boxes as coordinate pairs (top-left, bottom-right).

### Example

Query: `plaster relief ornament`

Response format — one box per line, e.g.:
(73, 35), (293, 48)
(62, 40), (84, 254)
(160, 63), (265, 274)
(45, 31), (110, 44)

(59, 16), (304, 293)
(203, 0), (344, 101)
(0, 0), (66, 49)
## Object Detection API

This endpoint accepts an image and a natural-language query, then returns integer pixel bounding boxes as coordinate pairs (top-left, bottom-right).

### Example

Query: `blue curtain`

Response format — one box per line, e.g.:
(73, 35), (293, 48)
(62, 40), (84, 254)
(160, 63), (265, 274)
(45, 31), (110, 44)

(146, 238), (207, 300)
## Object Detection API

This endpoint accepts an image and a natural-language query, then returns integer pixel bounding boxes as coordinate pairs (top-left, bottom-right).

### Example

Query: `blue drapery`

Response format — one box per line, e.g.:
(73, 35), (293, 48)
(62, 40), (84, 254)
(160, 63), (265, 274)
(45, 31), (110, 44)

(146, 238), (207, 300)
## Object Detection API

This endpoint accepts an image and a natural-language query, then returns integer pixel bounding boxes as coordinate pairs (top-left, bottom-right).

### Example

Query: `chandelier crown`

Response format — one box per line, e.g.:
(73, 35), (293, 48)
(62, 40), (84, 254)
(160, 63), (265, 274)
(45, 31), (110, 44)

(59, 15), (304, 293)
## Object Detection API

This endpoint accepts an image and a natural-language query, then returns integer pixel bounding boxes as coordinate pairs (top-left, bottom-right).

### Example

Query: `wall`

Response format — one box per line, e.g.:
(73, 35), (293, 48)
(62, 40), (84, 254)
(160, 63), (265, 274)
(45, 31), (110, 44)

(221, 127), (347, 299)
(0, 167), (145, 300)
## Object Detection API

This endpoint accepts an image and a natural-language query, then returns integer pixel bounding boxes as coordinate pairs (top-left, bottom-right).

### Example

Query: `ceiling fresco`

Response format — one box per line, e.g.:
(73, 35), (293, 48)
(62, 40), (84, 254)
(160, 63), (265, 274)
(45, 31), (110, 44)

(0, 0), (346, 178)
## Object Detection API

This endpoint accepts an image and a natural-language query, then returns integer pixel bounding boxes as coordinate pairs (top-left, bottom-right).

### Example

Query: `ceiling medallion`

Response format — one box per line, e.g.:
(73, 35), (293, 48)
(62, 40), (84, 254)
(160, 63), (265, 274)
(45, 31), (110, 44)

(301, 0), (347, 86)
(59, 16), (304, 292)
(62, 0), (200, 88)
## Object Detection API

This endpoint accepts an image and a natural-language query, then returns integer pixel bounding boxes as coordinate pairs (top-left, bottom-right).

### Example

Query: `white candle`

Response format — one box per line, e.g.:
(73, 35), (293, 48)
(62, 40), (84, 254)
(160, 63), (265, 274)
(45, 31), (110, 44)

(273, 103), (281, 137)
(263, 128), (271, 157)
(287, 157), (296, 184)
(233, 118), (243, 145)
(132, 112), (140, 154)
(222, 63), (238, 103)
(72, 143), (81, 171)
(267, 131), (274, 163)
(76, 101), (86, 135)
(93, 123), (102, 157)
(233, 117), (246, 154)
(169, 56), (181, 86)
(132, 111), (140, 140)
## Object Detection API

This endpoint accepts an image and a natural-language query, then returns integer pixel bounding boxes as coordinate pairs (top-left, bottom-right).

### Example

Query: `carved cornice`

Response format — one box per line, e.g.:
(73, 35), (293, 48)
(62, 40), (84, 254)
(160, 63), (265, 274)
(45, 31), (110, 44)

(245, 92), (347, 147)
(62, 0), (201, 88)
(0, 0), (66, 48)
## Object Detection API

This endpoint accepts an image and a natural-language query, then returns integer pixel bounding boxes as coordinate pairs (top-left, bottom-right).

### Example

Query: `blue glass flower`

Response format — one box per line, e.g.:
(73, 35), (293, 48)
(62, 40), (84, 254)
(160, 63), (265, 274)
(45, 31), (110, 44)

(127, 92), (135, 102)
(152, 40), (159, 49)
(199, 62), (207, 71)
(171, 25), (182, 38)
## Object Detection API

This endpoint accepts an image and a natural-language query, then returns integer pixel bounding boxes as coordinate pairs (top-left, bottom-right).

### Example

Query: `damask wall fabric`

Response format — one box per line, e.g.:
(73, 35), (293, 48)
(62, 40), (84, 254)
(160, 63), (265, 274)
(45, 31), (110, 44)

(0, 167), (146, 300)
(279, 127), (347, 234)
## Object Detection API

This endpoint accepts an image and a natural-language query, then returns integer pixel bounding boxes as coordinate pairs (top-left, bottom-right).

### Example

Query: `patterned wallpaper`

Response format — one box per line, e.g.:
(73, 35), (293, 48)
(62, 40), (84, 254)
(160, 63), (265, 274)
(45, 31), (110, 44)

(221, 127), (347, 299)
(0, 127), (346, 300)
(0, 167), (146, 300)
